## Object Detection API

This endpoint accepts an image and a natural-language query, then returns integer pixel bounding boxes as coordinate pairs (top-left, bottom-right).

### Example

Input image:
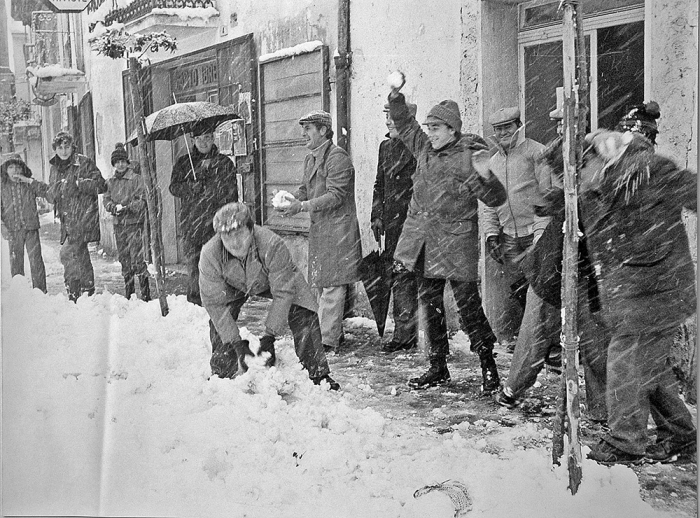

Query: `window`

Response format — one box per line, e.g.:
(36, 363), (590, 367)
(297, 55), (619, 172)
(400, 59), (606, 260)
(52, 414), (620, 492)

(259, 46), (330, 232)
(519, 3), (644, 144)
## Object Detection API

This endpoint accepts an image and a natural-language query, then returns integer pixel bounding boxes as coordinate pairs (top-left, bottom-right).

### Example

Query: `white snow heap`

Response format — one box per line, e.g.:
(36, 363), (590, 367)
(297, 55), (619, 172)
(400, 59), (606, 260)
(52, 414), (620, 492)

(151, 7), (219, 21)
(259, 41), (324, 63)
(26, 65), (85, 79)
(272, 190), (295, 208)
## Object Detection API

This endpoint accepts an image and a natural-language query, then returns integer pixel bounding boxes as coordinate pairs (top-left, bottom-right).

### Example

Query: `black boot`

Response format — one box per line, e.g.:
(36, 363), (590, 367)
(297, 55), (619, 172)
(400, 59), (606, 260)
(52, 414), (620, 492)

(125, 275), (135, 299)
(139, 274), (151, 301)
(67, 280), (81, 302)
(408, 361), (451, 389)
(478, 346), (500, 394)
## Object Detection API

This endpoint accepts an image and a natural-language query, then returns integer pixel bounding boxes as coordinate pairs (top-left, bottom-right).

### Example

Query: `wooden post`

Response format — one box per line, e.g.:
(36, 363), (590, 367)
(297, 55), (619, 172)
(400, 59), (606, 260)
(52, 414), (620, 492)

(128, 57), (169, 316)
(559, 0), (582, 494)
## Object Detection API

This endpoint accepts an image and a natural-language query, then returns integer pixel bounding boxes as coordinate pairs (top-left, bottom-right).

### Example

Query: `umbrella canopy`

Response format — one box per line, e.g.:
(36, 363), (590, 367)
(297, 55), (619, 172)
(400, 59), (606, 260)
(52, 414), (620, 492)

(127, 101), (239, 144)
(359, 250), (393, 338)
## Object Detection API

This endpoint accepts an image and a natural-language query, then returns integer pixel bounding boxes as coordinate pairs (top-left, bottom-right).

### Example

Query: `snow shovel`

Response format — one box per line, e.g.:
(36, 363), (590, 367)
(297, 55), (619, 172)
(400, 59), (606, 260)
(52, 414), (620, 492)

(359, 237), (392, 338)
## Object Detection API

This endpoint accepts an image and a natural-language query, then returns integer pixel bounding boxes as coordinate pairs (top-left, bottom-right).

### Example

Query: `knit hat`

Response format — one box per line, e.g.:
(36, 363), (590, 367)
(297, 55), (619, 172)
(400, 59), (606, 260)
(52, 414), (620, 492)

(1, 152), (26, 169)
(616, 101), (660, 144)
(52, 131), (74, 149)
(213, 202), (254, 233)
(489, 106), (521, 127)
(111, 143), (129, 165)
(384, 102), (417, 118)
(423, 100), (462, 132)
(298, 110), (332, 129)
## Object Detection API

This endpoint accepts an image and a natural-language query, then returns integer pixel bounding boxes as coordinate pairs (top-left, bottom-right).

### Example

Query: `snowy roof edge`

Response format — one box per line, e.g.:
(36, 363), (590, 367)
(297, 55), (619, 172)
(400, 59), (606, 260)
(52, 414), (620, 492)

(258, 41), (324, 63)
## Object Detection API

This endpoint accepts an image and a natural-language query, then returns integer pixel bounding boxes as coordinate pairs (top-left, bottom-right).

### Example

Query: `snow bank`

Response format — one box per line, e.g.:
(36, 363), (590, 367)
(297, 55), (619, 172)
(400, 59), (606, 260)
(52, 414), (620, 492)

(259, 41), (324, 63)
(1, 280), (673, 517)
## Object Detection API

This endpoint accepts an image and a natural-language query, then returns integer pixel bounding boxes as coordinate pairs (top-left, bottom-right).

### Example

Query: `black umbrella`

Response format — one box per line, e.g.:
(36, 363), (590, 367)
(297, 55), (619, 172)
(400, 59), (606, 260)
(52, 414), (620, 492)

(127, 101), (239, 144)
(359, 248), (393, 338)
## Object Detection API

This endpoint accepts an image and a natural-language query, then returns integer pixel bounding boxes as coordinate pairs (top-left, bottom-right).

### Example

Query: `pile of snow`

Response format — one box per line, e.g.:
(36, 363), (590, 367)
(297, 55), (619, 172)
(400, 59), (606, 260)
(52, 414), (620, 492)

(272, 190), (295, 208)
(151, 6), (219, 21)
(26, 65), (85, 78)
(1, 279), (676, 517)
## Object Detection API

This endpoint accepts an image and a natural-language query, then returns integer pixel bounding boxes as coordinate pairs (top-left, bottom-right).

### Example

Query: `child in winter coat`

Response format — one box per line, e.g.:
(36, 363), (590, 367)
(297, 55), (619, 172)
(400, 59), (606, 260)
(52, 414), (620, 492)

(0, 153), (49, 292)
(103, 143), (150, 300)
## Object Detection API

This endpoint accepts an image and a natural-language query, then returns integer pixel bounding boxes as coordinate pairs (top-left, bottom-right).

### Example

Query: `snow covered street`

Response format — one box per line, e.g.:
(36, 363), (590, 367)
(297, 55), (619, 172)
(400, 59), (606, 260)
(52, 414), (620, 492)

(1, 216), (696, 517)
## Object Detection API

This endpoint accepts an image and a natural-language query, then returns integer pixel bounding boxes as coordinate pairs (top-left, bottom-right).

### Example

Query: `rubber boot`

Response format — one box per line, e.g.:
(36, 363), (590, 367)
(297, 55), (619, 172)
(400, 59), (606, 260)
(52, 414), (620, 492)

(139, 274), (151, 302)
(67, 280), (81, 303)
(478, 347), (500, 394)
(125, 275), (135, 299)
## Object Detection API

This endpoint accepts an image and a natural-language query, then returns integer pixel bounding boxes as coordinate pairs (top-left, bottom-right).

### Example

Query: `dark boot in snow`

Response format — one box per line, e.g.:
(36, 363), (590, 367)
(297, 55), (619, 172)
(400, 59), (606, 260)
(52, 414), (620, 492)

(312, 374), (340, 391)
(67, 280), (81, 302)
(408, 362), (451, 389)
(139, 274), (151, 301)
(124, 274), (135, 299)
(478, 347), (500, 394)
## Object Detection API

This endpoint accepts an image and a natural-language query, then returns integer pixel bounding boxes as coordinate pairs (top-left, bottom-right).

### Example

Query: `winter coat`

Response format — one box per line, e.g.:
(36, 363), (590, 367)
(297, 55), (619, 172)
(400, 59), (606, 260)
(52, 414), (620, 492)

(199, 225), (318, 343)
(371, 135), (416, 254)
(482, 135), (549, 238)
(294, 140), (362, 287)
(169, 144), (238, 249)
(0, 160), (49, 232)
(388, 93), (507, 281)
(47, 153), (106, 244)
(578, 136), (696, 332)
(104, 169), (146, 226)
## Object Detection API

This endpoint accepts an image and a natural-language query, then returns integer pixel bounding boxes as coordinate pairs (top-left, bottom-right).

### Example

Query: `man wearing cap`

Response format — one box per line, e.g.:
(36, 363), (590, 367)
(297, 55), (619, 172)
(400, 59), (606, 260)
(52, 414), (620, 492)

(482, 107), (548, 315)
(46, 131), (107, 301)
(276, 110), (362, 352)
(169, 129), (238, 306)
(199, 202), (339, 389)
(370, 102), (418, 353)
(387, 74), (506, 392)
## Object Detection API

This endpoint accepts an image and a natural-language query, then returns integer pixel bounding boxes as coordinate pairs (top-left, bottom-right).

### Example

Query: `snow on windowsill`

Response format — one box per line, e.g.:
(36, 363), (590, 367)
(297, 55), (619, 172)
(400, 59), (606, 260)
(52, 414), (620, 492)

(26, 65), (85, 79)
(151, 6), (219, 21)
(259, 41), (324, 63)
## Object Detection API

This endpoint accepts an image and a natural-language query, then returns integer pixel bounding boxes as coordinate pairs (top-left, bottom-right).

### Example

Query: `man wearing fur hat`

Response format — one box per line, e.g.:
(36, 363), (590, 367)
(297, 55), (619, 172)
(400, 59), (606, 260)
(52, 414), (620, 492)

(370, 102), (419, 353)
(276, 110), (362, 352)
(482, 107), (548, 315)
(199, 202), (339, 389)
(46, 131), (107, 301)
(387, 74), (506, 392)
(169, 129), (238, 306)
(1, 153), (50, 292)
(104, 143), (150, 301)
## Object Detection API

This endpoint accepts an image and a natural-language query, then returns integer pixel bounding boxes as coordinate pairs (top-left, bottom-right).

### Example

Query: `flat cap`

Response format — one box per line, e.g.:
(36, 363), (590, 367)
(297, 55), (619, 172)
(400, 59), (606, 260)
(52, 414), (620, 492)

(489, 107), (521, 127)
(212, 202), (252, 233)
(384, 102), (417, 117)
(298, 110), (332, 127)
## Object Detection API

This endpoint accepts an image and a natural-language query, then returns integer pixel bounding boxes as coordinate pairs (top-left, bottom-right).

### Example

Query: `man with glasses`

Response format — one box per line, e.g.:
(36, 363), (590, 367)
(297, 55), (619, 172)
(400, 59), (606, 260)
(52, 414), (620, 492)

(169, 129), (238, 306)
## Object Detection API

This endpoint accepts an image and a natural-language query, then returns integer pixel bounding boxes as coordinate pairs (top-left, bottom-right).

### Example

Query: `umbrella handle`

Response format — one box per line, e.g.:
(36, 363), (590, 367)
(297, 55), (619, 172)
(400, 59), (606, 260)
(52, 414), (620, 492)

(182, 130), (196, 180)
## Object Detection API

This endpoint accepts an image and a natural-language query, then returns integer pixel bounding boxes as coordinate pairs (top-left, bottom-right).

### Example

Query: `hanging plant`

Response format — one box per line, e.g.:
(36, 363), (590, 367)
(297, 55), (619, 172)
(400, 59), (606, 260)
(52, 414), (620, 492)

(90, 26), (177, 61)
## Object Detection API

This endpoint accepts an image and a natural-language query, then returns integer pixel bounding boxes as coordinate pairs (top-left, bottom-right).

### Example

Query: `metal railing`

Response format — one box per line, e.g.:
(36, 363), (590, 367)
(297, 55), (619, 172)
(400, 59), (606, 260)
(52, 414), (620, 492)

(92, 0), (215, 26)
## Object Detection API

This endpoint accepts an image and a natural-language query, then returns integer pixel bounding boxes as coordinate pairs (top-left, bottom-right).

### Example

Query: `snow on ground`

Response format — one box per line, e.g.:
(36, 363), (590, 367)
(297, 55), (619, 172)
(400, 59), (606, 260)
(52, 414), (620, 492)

(1, 278), (676, 518)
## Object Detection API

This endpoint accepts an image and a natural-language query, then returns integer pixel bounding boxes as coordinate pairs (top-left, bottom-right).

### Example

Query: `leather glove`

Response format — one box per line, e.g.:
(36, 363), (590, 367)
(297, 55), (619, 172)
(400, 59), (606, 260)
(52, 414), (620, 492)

(232, 339), (254, 373)
(486, 235), (504, 265)
(258, 335), (276, 368)
(370, 219), (384, 242)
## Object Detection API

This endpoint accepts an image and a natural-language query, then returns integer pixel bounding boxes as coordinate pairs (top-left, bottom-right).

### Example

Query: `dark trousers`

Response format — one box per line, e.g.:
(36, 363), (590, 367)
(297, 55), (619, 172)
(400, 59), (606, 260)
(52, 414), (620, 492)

(59, 235), (95, 294)
(502, 233), (533, 309)
(391, 269), (418, 345)
(115, 224), (147, 280)
(415, 248), (497, 364)
(604, 326), (696, 455)
(185, 241), (204, 306)
(8, 229), (46, 292)
(210, 296), (330, 380)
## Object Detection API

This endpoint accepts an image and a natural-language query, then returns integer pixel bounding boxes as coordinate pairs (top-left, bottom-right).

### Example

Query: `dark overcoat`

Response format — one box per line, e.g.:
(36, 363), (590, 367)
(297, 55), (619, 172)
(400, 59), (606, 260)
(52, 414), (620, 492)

(47, 153), (106, 244)
(371, 135), (416, 254)
(104, 169), (146, 226)
(578, 137), (696, 331)
(295, 141), (362, 288)
(169, 144), (238, 250)
(388, 93), (507, 281)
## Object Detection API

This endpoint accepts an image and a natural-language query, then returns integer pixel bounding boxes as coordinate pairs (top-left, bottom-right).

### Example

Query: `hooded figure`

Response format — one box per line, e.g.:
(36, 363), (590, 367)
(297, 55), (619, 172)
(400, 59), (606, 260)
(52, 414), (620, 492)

(104, 143), (150, 301)
(1, 153), (49, 292)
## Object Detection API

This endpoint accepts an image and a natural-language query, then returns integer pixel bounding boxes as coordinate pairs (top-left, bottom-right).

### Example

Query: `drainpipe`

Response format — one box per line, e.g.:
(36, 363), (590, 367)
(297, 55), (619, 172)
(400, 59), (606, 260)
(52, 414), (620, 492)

(334, 0), (351, 152)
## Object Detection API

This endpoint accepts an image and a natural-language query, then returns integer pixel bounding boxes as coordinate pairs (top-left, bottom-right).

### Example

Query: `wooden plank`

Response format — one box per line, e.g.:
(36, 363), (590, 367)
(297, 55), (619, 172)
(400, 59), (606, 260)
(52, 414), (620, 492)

(263, 52), (322, 81)
(263, 72), (322, 102)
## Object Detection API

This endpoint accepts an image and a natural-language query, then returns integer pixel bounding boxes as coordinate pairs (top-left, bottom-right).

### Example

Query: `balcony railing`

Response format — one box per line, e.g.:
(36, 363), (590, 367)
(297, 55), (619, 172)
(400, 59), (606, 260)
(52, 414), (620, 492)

(88, 0), (215, 27)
